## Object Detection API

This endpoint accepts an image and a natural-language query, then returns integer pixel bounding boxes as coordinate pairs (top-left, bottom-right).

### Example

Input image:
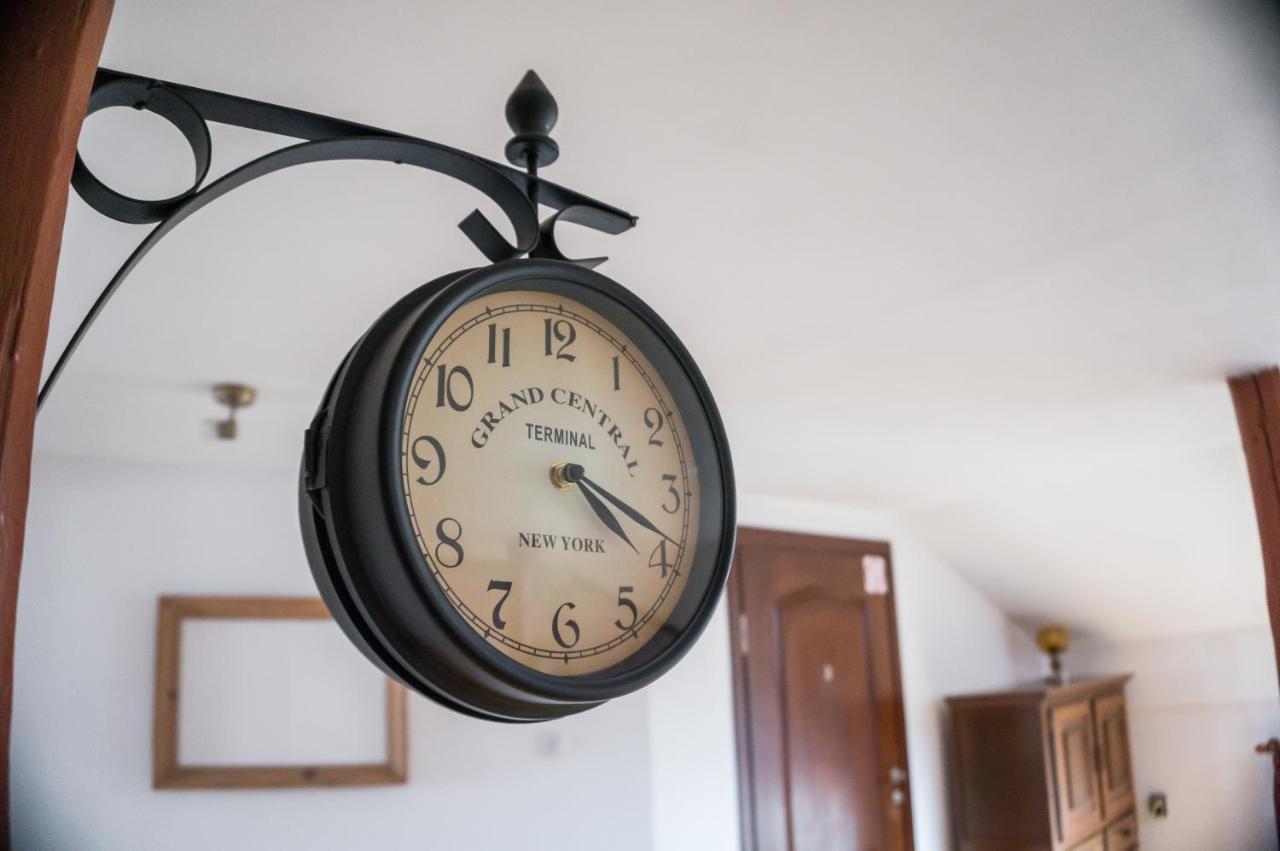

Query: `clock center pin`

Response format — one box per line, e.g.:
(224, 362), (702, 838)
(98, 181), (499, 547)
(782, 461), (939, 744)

(549, 460), (574, 490)
(550, 460), (587, 490)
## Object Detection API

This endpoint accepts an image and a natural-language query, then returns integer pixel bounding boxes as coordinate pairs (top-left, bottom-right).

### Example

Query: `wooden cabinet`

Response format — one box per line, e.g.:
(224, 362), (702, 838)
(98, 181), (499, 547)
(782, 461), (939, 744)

(946, 675), (1137, 851)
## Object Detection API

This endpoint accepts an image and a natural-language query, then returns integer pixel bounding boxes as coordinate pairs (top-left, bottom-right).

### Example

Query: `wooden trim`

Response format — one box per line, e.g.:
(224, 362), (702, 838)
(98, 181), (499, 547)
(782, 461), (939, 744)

(944, 674), (1133, 709)
(0, 0), (115, 835)
(873, 540), (916, 851)
(1228, 368), (1280, 686)
(1042, 702), (1061, 850)
(734, 526), (893, 557)
(727, 551), (757, 851)
(385, 675), (409, 780)
(152, 595), (409, 789)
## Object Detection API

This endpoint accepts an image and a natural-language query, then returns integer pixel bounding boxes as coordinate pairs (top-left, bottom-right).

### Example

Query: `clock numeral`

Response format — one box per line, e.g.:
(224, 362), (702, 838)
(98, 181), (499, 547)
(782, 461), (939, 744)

(661, 473), (681, 514)
(612, 355), (621, 391)
(487, 579), (512, 630)
(644, 407), (665, 447)
(649, 539), (675, 579)
(409, 435), (446, 486)
(434, 517), (464, 568)
(487, 323), (511, 367)
(543, 318), (577, 362)
(551, 602), (580, 648)
(615, 586), (638, 631)
(434, 364), (474, 411)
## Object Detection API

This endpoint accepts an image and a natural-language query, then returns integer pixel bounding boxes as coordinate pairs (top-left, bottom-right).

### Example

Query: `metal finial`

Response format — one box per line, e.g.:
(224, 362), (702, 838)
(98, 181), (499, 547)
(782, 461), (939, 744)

(505, 70), (560, 169)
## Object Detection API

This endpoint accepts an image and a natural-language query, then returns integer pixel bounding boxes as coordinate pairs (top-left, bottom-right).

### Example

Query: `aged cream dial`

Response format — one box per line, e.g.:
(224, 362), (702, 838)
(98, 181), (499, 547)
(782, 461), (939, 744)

(400, 289), (699, 676)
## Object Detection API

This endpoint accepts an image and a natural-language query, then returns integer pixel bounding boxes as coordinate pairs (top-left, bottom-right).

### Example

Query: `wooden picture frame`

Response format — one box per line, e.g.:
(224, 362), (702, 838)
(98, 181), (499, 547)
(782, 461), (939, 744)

(153, 595), (408, 789)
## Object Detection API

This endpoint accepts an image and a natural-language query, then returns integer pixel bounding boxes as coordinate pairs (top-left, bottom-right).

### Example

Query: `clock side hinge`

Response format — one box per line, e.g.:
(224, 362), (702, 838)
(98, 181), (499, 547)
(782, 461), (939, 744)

(738, 613), (749, 656)
(302, 408), (330, 497)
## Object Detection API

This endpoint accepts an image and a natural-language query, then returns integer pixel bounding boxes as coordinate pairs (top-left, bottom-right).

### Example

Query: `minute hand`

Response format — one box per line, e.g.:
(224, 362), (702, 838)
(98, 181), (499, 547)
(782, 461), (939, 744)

(579, 475), (680, 546)
(574, 480), (638, 554)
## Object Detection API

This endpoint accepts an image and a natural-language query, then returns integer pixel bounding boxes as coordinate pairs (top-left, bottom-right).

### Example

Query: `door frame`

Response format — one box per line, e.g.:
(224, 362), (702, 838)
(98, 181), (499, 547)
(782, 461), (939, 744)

(0, 1), (115, 840)
(727, 526), (914, 850)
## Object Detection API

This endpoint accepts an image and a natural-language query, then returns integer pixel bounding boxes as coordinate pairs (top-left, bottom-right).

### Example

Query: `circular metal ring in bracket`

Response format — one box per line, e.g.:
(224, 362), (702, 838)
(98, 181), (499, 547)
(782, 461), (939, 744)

(71, 77), (213, 224)
(41, 134), (540, 410)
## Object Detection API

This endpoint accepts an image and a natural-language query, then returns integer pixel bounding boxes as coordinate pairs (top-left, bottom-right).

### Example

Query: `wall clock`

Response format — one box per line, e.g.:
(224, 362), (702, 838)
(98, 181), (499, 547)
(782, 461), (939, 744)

(44, 67), (734, 724)
(299, 258), (735, 721)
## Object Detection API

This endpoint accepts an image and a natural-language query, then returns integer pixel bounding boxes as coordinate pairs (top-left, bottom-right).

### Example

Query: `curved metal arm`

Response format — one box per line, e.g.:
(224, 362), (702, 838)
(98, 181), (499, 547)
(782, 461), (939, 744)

(40, 68), (638, 410)
(42, 135), (541, 408)
(531, 206), (625, 268)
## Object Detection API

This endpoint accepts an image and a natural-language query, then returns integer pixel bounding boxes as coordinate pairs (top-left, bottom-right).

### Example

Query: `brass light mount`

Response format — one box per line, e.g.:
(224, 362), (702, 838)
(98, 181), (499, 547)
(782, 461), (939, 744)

(213, 383), (256, 440)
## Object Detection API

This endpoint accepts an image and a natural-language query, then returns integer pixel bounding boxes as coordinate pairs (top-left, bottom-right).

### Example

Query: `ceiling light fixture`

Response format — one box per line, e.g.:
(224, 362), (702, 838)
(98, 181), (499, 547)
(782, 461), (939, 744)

(212, 382), (256, 440)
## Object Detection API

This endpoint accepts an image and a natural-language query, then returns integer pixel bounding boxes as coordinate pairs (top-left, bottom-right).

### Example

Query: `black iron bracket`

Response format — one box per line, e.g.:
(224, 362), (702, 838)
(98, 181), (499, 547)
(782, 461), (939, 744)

(40, 67), (637, 409)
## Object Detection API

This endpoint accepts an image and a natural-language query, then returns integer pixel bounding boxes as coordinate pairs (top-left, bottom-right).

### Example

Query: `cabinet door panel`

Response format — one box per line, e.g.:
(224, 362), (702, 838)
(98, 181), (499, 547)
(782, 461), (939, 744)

(1071, 833), (1104, 851)
(1051, 699), (1104, 845)
(1094, 693), (1135, 816)
(1105, 810), (1139, 850)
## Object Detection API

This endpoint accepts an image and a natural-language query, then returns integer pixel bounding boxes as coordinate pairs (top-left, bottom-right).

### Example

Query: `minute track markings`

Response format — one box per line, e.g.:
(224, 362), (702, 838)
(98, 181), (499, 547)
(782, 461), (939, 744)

(403, 304), (691, 490)
(404, 308), (696, 660)
(400, 297), (694, 662)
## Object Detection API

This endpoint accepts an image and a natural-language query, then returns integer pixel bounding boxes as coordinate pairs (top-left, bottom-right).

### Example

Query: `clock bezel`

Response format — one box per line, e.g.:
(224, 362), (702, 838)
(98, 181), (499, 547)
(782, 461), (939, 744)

(302, 258), (735, 721)
(382, 260), (735, 704)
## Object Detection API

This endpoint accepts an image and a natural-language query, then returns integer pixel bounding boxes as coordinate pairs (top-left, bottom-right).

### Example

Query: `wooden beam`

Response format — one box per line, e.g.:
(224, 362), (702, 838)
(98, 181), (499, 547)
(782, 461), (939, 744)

(1228, 367), (1280, 687)
(0, 0), (114, 838)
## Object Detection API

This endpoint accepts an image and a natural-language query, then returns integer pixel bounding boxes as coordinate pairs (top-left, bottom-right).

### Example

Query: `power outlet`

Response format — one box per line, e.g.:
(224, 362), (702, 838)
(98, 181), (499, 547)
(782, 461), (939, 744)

(1148, 792), (1168, 819)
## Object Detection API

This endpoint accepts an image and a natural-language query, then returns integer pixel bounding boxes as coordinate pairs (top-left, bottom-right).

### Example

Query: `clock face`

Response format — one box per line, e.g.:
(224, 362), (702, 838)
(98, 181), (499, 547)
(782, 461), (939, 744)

(400, 288), (700, 676)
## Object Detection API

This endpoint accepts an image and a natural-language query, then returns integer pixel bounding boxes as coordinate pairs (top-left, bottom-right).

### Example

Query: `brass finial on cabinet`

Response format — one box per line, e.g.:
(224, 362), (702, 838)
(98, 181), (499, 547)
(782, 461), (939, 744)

(212, 383), (256, 440)
(1035, 624), (1071, 684)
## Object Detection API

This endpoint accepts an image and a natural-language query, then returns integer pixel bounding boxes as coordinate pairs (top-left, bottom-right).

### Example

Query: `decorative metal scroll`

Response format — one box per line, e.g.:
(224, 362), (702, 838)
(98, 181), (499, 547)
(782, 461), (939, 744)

(40, 68), (637, 409)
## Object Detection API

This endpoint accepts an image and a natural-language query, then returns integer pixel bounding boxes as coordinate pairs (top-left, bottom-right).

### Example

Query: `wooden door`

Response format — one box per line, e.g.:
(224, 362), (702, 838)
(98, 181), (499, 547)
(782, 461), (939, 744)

(729, 528), (913, 851)
(1094, 692), (1134, 817)
(1050, 699), (1104, 845)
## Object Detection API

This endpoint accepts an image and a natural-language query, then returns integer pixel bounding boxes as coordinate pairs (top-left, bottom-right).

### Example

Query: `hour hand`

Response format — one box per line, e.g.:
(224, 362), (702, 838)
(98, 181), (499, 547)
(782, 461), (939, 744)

(576, 471), (679, 546)
(566, 469), (638, 554)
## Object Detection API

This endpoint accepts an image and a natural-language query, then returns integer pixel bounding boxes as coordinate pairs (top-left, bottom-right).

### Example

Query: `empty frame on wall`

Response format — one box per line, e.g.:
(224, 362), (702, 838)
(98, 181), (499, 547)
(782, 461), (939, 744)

(153, 596), (408, 789)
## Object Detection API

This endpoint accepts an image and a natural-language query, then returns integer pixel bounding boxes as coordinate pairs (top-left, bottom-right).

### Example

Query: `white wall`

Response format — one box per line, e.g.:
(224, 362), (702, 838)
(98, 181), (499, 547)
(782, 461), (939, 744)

(13, 456), (653, 851)
(17, 456), (1041, 851)
(1072, 628), (1280, 851)
(646, 494), (1042, 851)
(646, 602), (741, 851)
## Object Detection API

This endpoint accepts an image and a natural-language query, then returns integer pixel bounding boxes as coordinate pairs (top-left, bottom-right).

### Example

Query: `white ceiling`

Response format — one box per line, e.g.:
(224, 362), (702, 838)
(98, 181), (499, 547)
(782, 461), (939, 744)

(36, 0), (1280, 641)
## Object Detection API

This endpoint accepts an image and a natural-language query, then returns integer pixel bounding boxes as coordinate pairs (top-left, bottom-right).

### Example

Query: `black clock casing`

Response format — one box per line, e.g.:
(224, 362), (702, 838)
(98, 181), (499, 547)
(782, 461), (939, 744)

(299, 258), (735, 722)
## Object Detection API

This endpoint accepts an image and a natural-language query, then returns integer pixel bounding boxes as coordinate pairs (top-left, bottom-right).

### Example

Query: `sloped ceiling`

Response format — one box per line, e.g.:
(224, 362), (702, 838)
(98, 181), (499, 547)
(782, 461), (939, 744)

(35, 0), (1280, 641)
